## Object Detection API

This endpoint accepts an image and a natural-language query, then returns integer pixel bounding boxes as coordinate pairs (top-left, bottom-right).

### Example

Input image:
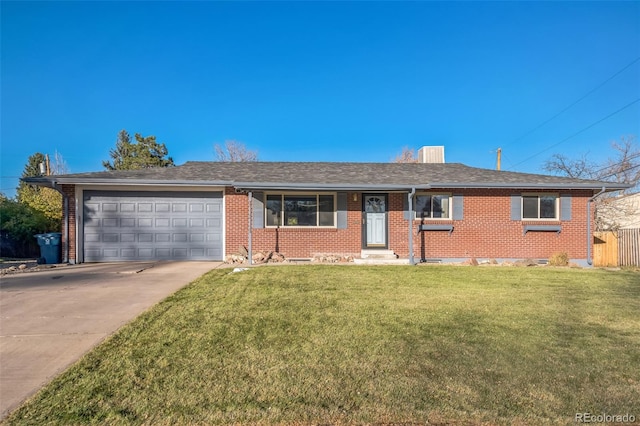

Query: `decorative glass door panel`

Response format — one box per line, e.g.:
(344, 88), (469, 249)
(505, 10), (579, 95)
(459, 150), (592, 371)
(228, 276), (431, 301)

(364, 195), (386, 247)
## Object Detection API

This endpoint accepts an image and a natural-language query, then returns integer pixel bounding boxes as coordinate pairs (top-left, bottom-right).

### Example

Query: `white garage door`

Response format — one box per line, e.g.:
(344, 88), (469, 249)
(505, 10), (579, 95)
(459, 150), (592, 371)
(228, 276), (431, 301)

(83, 191), (223, 262)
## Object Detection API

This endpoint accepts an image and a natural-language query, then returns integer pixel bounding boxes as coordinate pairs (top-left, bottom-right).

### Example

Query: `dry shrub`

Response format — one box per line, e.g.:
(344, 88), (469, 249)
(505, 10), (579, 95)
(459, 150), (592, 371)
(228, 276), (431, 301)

(548, 252), (569, 266)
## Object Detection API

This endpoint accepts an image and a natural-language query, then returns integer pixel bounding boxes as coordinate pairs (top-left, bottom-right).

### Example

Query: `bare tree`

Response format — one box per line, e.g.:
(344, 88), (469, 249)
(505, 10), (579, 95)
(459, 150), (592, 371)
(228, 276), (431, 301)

(544, 135), (640, 231)
(50, 150), (69, 175)
(392, 146), (419, 163)
(543, 153), (594, 179)
(596, 137), (640, 192)
(214, 140), (258, 162)
(544, 136), (639, 191)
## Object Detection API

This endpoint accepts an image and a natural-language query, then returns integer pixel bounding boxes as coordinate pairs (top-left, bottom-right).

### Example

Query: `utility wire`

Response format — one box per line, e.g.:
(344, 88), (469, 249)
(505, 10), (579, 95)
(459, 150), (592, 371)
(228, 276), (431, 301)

(598, 162), (640, 181)
(590, 151), (640, 176)
(502, 56), (640, 151)
(511, 98), (640, 168)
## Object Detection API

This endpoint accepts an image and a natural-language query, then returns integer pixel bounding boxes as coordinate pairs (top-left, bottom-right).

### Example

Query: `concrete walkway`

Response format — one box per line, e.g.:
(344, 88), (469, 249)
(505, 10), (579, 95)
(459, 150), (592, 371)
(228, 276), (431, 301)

(0, 261), (220, 420)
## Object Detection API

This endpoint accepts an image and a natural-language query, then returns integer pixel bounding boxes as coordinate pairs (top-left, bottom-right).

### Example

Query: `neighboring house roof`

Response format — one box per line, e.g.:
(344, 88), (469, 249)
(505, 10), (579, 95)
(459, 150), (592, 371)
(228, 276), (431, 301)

(24, 161), (631, 191)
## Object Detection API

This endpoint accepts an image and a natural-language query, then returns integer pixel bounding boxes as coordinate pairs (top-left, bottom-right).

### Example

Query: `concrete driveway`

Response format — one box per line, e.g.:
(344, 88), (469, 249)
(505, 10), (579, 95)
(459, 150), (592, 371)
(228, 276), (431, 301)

(0, 261), (220, 419)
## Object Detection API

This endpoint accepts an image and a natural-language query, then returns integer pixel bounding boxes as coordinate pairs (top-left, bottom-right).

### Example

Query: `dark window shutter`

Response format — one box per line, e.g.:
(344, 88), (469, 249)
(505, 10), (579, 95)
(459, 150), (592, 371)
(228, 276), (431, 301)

(252, 192), (264, 228)
(452, 194), (464, 220)
(403, 194), (412, 220)
(560, 194), (572, 221)
(337, 192), (347, 229)
(511, 194), (521, 220)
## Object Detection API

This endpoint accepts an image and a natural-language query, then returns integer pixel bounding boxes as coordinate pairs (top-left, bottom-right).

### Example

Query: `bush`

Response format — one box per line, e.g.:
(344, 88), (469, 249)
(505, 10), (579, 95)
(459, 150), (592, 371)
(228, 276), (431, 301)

(548, 252), (569, 267)
(0, 196), (59, 258)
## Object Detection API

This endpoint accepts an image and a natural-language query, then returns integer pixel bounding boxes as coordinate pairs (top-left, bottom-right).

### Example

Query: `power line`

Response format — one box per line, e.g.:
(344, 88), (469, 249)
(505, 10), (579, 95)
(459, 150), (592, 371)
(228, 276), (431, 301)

(590, 151), (640, 176)
(598, 163), (640, 181)
(511, 97), (640, 168)
(502, 56), (640, 150)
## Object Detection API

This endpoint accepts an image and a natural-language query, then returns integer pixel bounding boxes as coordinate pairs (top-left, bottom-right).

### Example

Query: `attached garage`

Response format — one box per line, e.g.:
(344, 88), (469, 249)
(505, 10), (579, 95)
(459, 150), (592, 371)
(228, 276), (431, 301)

(82, 191), (223, 261)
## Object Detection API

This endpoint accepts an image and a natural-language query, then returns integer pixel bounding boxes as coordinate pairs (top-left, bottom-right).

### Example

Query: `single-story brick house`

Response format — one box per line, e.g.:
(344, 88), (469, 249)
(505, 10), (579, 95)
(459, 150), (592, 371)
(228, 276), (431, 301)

(25, 160), (628, 266)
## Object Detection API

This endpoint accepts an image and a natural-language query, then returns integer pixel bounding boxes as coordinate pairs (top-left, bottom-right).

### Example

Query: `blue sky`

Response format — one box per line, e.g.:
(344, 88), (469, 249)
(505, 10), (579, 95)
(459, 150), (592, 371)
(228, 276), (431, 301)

(2, 1), (639, 196)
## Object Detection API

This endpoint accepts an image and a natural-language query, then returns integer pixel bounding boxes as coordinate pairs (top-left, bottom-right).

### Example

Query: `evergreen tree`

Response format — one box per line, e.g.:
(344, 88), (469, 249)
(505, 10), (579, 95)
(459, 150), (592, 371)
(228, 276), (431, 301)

(103, 130), (175, 170)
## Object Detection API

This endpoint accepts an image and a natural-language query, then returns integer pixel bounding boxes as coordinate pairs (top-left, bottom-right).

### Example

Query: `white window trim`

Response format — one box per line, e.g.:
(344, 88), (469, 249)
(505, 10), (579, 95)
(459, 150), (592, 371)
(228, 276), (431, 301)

(265, 192), (337, 228)
(413, 192), (453, 220)
(521, 193), (559, 221)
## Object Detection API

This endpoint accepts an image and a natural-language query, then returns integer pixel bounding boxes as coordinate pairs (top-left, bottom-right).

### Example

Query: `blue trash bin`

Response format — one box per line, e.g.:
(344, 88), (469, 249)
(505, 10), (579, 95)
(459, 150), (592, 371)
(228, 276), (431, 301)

(35, 233), (62, 264)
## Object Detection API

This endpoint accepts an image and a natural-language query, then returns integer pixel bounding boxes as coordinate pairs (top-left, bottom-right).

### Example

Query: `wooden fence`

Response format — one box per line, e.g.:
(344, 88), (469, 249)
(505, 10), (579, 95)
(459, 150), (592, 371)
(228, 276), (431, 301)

(593, 229), (640, 267)
(593, 232), (618, 267)
(618, 228), (640, 267)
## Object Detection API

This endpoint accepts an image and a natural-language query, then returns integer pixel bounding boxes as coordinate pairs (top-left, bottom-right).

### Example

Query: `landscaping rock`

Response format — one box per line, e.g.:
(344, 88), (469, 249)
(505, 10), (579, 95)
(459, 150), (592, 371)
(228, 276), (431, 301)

(18, 264), (27, 270)
(269, 252), (285, 263)
(311, 253), (354, 263)
(225, 254), (247, 264)
(515, 258), (538, 267)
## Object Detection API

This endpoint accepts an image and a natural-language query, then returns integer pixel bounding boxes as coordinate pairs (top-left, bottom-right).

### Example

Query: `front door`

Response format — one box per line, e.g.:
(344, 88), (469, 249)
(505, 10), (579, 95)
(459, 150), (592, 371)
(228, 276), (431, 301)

(363, 194), (387, 248)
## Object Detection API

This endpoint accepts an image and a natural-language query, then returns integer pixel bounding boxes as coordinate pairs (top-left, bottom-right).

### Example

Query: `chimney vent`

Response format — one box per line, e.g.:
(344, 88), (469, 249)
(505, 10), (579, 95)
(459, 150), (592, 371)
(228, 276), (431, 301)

(417, 146), (445, 163)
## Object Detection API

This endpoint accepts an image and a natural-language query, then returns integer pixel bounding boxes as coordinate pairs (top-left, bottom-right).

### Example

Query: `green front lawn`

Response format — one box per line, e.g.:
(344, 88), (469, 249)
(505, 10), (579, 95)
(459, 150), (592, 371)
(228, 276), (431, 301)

(5, 266), (640, 425)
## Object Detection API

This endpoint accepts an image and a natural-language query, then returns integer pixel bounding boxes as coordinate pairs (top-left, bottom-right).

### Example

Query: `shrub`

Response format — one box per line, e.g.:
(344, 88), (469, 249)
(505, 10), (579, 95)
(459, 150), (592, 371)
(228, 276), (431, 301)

(0, 196), (58, 257)
(548, 252), (569, 266)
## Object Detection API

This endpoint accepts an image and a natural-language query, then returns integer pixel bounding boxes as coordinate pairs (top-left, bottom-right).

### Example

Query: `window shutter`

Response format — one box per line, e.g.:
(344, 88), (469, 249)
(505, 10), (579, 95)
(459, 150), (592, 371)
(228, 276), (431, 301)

(337, 192), (348, 229)
(403, 194), (412, 220)
(252, 192), (264, 229)
(560, 194), (572, 221)
(510, 194), (521, 220)
(452, 194), (464, 220)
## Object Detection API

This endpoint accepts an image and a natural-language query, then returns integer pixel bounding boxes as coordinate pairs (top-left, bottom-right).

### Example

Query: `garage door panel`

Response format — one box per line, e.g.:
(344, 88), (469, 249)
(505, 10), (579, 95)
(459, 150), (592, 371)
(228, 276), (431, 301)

(190, 218), (204, 228)
(83, 191), (223, 262)
(121, 218), (136, 227)
(155, 233), (171, 242)
(121, 234), (135, 243)
(138, 218), (153, 227)
(103, 218), (118, 227)
(155, 218), (171, 227)
(173, 218), (187, 227)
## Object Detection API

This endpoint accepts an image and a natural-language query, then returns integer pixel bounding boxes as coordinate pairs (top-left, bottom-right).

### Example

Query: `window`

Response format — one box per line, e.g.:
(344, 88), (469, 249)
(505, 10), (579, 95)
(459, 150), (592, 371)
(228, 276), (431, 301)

(265, 193), (336, 227)
(522, 194), (558, 220)
(415, 194), (451, 219)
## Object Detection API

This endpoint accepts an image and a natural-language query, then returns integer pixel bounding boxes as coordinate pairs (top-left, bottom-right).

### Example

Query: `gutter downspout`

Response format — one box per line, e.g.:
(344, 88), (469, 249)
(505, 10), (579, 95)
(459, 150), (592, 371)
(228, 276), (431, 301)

(587, 187), (606, 266)
(248, 191), (253, 266)
(51, 182), (69, 264)
(408, 188), (416, 265)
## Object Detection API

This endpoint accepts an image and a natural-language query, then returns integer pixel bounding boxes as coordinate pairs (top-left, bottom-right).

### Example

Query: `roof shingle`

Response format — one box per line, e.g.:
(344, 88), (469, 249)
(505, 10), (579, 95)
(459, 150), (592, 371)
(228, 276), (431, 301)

(25, 161), (630, 190)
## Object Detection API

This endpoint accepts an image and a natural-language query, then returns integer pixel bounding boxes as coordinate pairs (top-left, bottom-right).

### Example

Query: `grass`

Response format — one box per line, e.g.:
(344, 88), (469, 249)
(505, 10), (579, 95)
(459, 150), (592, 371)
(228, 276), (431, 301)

(4, 266), (640, 425)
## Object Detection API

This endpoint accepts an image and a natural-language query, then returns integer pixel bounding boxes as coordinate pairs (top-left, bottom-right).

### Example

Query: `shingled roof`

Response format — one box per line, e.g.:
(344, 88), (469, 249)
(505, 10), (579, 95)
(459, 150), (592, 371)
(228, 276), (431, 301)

(24, 161), (629, 191)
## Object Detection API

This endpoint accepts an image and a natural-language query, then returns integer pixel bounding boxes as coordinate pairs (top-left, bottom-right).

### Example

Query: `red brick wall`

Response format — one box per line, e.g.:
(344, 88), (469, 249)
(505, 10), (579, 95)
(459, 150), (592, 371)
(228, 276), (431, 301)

(226, 188), (595, 261)
(225, 188), (362, 258)
(60, 184), (76, 263)
(390, 189), (593, 260)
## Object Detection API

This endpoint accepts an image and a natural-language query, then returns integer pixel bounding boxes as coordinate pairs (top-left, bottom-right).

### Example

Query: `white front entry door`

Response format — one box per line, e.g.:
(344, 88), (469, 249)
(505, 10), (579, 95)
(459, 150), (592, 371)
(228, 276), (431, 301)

(365, 195), (386, 247)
